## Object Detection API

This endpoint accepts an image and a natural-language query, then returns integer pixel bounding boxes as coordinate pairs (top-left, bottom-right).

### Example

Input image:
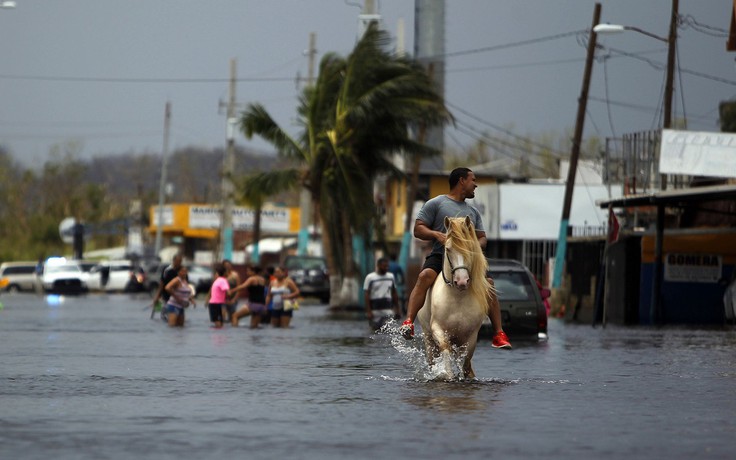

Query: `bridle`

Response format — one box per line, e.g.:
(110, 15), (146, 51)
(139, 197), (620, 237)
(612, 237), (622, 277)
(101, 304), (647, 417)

(441, 246), (471, 288)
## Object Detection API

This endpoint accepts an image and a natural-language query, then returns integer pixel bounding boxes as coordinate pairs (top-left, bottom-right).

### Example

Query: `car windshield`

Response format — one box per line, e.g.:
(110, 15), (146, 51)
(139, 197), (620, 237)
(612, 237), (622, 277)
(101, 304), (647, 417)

(189, 265), (211, 275)
(488, 271), (536, 301)
(286, 258), (324, 270)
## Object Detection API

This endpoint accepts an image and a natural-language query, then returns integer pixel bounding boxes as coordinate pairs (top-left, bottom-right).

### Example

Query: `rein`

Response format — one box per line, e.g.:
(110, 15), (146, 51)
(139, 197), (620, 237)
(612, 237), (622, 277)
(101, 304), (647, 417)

(441, 249), (471, 288)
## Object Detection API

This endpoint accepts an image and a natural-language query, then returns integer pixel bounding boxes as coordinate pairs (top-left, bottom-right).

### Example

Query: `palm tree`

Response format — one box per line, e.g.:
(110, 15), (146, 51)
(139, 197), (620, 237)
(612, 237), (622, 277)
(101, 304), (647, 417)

(239, 24), (450, 308)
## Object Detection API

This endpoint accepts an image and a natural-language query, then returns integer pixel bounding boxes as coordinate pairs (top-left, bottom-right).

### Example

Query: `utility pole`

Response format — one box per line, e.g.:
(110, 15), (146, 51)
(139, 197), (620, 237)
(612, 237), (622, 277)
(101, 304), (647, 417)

(358, 0), (380, 38)
(154, 101), (171, 259)
(650, 0), (679, 324)
(298, 33), (317, 256)
(660, 0), (678, 191)
(220, 59), (237, 262)
(552, 3), (601, 288)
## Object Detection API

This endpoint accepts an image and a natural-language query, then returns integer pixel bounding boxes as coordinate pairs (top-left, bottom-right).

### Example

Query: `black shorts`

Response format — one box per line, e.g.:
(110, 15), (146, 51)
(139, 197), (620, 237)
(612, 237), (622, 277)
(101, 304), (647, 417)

(208, 303), (224, 323)
(422, 252), (444, 274)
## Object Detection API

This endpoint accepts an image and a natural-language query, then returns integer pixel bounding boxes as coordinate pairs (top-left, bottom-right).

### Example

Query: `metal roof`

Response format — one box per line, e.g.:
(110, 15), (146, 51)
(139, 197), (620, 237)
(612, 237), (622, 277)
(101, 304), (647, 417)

(596, 184), (736, 209)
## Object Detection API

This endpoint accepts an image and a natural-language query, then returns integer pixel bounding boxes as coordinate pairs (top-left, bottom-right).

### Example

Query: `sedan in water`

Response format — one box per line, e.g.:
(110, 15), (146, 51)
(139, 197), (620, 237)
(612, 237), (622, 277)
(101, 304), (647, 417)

(481, 258), (549, 341)
(283, 255), (330, 303)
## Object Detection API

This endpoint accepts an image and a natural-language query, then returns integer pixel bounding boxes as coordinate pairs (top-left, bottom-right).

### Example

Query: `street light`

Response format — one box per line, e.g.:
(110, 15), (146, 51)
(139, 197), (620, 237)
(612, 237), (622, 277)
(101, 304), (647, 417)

(593, 24), (668, 43)
(593, 1), (678, 136)
(0, 1), (16, 8)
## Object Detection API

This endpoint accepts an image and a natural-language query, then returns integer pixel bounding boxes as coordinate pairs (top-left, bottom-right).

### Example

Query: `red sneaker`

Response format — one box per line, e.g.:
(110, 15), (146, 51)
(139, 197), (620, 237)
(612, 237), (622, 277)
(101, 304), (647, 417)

(399, 320), (414, 340)
(492, 331), (512, 349)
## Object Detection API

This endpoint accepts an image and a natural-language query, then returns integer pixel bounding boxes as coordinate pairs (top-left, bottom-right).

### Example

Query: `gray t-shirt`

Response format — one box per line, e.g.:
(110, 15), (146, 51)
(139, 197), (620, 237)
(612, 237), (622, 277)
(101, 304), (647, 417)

(416, 195), (484, 254)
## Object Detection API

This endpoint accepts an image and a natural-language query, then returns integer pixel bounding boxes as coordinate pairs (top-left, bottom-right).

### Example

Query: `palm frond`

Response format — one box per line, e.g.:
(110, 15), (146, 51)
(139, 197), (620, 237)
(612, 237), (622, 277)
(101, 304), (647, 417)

(240, 104), (306, 161)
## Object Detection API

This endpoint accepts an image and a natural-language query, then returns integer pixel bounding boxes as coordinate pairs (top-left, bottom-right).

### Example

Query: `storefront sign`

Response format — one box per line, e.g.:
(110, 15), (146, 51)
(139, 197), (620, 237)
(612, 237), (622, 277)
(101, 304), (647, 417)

(664, 253), (722, 283)
(150, 206), (174, 226)
(188, 206), (290, 232)
(660, 129), (736, 179)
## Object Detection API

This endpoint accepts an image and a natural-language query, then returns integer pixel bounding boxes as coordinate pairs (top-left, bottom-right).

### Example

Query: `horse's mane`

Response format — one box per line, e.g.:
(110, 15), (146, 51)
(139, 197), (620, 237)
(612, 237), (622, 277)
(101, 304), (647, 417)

(444, 217), (494, 313)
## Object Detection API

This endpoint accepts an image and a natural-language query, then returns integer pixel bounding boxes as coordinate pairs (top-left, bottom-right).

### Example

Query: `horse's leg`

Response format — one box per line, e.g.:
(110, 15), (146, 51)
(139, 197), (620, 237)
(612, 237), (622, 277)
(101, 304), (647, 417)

(463, 360), (475, 380)
(461, 332), (480, 379)
(430, 325), (455, 379)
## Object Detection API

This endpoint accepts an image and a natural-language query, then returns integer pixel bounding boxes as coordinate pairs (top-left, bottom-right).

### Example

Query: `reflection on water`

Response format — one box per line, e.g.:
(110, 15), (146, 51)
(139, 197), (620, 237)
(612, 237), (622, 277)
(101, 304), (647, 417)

(404, 380), (503, 414)
(0, 294), (735, 460)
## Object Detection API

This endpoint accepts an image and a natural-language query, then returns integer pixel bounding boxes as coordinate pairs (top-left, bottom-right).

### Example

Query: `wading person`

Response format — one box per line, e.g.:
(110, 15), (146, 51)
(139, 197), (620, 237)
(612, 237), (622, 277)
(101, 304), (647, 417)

(363, 257), (400, 331)
(222, 260), (240, 322)
(228, 265), (268, 328)
(151, 253), (183, 320)
(398, 167), (512, 349)
(206, 263), (229, 328)
(265, 266), (300, 328)
(164, 265), (195, 327)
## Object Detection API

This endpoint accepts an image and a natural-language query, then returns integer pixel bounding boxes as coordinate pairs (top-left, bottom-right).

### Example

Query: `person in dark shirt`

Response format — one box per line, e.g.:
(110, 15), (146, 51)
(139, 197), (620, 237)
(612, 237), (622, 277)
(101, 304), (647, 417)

(151, 254), (183, 319)
(228, 265), (268, 328)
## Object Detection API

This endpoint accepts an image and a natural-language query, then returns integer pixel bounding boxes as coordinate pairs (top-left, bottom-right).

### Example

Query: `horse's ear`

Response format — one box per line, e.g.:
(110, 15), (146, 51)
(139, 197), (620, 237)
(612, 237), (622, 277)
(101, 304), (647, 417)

(464, 215), (472, 228)
(444, 216), (450, 229)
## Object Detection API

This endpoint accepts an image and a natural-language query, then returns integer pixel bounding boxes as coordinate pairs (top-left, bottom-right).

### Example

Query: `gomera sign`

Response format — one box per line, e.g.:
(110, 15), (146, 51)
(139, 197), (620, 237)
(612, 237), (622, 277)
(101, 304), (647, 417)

(664, 253), (722, 283)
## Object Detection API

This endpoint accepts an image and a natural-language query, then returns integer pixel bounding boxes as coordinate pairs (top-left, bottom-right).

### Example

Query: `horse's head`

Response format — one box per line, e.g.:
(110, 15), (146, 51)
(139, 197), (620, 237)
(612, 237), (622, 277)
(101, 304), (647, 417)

(443, 216), (475, 290)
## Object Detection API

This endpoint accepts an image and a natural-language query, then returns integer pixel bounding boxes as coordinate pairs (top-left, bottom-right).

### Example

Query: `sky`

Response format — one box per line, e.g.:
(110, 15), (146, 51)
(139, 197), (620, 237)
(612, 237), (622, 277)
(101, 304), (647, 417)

(0, 1), (734, 168)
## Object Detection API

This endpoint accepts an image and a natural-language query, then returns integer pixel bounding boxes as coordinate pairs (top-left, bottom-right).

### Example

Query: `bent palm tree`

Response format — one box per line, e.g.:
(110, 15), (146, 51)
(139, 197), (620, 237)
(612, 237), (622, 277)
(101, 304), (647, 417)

(239, 24), (450, 308)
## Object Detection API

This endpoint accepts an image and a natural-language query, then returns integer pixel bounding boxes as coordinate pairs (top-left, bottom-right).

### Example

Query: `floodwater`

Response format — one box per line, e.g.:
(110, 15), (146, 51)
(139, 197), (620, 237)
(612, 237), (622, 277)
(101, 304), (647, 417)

(0, 293), (735, 460)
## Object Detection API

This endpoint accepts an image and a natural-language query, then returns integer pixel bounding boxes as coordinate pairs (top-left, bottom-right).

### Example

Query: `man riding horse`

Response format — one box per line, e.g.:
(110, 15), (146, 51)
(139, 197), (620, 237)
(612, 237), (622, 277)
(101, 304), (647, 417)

(399, 167), (512, 349)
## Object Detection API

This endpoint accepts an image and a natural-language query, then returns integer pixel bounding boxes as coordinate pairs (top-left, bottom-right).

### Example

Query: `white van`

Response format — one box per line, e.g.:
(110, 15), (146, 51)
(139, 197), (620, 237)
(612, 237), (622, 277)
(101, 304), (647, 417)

(0, 261), (40, 292)
(86, 260), (135, 292)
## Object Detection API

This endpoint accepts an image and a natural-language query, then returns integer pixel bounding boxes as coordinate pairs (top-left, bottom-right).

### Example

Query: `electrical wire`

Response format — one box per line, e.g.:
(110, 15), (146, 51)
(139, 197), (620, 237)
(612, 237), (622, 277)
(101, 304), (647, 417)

(452, 120), (557, 175)
(678, 14), (729, 38)
(446, 101), (568, 159)
(439, 30), (587, 59)
(0, 74), (294, 83)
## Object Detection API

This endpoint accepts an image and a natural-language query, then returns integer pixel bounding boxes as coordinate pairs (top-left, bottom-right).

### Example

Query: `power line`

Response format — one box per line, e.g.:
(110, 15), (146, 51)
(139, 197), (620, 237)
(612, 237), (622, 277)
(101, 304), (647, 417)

(446, 101), (569, 159)
(586, 96), (716, 123)
(0, 74), (294, 83)
(440, 29), (587, 59)
(452, 120), (557, 175)
(606, 46), (736, 86)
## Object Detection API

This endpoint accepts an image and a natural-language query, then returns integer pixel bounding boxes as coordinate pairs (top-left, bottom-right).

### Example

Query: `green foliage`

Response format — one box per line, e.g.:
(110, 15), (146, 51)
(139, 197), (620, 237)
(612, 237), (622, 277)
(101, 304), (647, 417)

(239, 23), (450, 285)
(0, 141), (289, 263)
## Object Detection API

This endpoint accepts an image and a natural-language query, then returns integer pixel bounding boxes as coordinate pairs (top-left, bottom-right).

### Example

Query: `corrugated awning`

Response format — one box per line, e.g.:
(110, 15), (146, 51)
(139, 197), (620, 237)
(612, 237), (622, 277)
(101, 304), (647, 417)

(597, 184), (736, 209)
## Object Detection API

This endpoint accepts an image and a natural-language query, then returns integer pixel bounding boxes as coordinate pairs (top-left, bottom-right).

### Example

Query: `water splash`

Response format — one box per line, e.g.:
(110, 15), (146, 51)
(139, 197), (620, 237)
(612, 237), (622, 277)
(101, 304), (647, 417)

(379, 318), (474, 382)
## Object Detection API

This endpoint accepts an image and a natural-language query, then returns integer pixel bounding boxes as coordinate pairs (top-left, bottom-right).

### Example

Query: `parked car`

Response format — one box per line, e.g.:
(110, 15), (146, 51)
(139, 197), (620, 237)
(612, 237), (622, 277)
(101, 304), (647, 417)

(283, 255), (330, 303)
(187, 264), (214, 296)
(41, 259), (88, 294)
(86, 260), (137, 292)
(480, 258), (548, 340)
(0, 261), (40, 292)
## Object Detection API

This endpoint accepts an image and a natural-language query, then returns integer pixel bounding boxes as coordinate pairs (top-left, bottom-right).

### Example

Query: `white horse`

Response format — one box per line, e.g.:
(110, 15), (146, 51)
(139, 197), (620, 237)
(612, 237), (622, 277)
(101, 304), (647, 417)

(416, 216), (493, 380)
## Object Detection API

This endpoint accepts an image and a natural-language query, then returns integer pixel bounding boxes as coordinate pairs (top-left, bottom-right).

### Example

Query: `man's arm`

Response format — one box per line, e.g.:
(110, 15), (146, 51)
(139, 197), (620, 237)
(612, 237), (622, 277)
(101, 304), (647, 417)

(476, 231), (487, 250)
(414, 220), (446, 246)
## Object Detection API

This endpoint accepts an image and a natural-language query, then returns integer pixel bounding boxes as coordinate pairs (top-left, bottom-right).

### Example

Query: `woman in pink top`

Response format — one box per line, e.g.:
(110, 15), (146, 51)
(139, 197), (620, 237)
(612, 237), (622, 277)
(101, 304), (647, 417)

(207, 263), (229, 328)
